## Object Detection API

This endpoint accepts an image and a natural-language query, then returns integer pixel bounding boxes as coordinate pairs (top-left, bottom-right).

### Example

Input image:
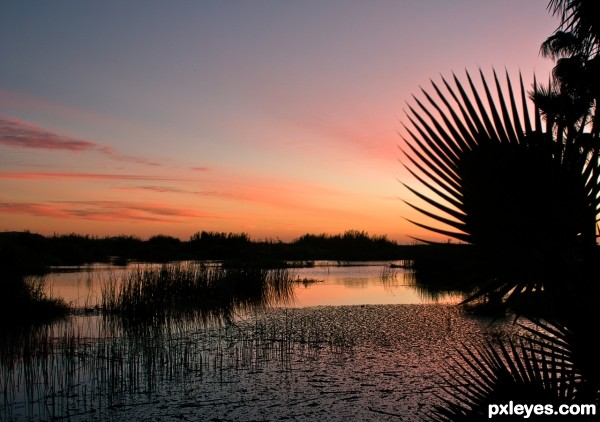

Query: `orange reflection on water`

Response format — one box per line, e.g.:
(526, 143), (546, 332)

(284, 263), (459, 307)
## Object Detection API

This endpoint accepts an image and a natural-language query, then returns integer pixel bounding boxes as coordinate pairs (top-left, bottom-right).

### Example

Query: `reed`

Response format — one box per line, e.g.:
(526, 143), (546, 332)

(100, 262), (296, 323)
(0, 274), (69, 326)
(1, 306), (356, 421)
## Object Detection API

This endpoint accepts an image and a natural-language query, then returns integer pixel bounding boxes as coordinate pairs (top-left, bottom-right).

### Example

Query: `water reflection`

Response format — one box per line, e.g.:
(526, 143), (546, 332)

(0, 304), (516, 421)
(39, 261), (456, 311)
(0, 261), (491, 421)
(99, 262), (297, 328)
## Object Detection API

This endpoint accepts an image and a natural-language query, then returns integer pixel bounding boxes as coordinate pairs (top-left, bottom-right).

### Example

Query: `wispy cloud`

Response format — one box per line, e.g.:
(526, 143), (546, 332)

(0, 200), (219, 223)
(0, 172), (197, 182)
(0, 116), (163, 166)
(0, 117), (97, 151)
(96, 145), (164, 166)
(113, 185), (247, 200)
(115, 185), (193, 194)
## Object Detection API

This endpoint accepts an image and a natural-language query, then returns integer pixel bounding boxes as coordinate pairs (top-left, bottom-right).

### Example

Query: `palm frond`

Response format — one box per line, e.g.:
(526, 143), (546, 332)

(547, 0), (600, 55)
(541, 31), (585, 59)
(518, 317), (600, 402)
(401, 69), (598, 306)
(429, 338), (578, 422)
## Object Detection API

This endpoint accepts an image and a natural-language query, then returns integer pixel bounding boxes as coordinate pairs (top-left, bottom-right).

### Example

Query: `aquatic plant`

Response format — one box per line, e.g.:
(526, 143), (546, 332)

(100, 262), (296, 324)
(0, 305), (361, 421)
(0, 234), (69, 325)
(1, 274), (69, 325)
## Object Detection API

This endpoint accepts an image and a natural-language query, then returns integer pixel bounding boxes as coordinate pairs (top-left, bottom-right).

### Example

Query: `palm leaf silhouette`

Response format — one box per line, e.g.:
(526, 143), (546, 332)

(518, 317), (600, 403)
(429, 312), (600, 422)
(429, 336), (581, 421)
(401, 69), (598, 306)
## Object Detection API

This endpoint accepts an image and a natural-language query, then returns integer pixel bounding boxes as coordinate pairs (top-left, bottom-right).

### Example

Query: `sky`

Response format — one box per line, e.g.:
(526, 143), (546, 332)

(0, 1), (559, 243)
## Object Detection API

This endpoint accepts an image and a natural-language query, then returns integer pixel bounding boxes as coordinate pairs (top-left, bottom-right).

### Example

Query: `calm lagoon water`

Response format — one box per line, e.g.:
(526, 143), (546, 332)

(42, 260), (459, 309)
(2, 261), (513, 421)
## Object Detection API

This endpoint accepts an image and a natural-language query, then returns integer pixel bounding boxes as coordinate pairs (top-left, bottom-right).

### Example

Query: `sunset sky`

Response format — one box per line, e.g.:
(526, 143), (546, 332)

(1, 1), (557, 242)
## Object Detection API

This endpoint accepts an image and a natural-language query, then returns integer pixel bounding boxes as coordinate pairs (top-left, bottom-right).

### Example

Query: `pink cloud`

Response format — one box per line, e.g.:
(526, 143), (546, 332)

(0, 116), (164, 166)
(108, 174), (365, 219)
(96, 145), (163, 166)
(114, 185), (192, 193)
(0, 117), (98, 151)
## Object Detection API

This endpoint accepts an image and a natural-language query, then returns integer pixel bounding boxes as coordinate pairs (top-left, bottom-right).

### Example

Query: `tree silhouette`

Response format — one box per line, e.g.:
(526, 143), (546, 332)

(534, 0), (599, 239)
(401, 2), (600, 419)
(401, 70), (598, 307)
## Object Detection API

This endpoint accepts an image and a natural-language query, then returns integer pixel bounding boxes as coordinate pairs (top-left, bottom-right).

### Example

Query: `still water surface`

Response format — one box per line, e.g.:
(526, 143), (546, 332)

(42, 260), (458, 309)
(3, 261), (499, 421)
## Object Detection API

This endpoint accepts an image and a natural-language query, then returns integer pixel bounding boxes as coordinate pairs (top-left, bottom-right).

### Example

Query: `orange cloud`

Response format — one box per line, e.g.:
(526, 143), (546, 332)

(0, 171), (198, 182)
(112, 185), (248, 201)
(0, 200), (219, 223)
(114, 185), (192, 193)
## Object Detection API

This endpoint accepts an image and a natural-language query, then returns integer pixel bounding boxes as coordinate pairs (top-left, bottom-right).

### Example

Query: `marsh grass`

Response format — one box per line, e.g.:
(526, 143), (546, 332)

(0, 306), (356, 421)
(380, 264), (402, 283)
(0, 274), (69, 326)
(100, 262), (297, 323)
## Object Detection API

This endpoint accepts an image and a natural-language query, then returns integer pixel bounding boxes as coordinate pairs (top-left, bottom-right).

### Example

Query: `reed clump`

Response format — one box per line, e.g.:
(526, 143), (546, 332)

(1, 274), (69, 325)
(100, 262), (296, 322)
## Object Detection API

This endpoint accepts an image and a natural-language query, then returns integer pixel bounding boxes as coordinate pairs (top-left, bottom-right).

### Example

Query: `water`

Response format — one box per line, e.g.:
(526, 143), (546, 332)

(2, 261), (511, 421)
(40, 260), (458, 310)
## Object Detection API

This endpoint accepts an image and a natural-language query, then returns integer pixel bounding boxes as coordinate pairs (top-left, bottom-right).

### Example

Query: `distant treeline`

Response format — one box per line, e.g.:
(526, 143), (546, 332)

(1, 230), (430, 274)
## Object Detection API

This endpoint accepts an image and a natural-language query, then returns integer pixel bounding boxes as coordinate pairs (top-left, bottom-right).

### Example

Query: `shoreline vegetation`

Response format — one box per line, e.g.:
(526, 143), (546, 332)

(3, 229), (598, 323)
(0, 229), (436, 273)
(100, 262), (298, 324)
(2, 0), (598, 417)
(1, 229), (429, 327)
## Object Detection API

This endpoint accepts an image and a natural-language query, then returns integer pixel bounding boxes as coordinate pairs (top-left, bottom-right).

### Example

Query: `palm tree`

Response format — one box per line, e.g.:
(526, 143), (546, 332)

(402, 73), (600, 418)
(546, 0), (599, 53)
(401, 70), (598, 309)
(400, 3), (600, 418)
(534, 0), (599, 240)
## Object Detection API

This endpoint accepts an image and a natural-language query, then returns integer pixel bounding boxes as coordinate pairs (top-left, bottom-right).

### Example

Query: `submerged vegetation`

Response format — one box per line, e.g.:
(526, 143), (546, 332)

(0, 304), (511, 421)
(1, 310), (349, 421)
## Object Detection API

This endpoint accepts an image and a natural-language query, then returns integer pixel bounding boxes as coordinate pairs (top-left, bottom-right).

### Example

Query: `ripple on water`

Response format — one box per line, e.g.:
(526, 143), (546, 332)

(156, 304), (518, 421)
(2, 304), (519, 421)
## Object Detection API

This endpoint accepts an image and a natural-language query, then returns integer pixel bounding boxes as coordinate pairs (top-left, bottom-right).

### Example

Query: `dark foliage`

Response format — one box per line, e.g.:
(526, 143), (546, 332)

(0, 229), (410, 275)
(401, 70), (598, 308)
(403, 2), (600, 419)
